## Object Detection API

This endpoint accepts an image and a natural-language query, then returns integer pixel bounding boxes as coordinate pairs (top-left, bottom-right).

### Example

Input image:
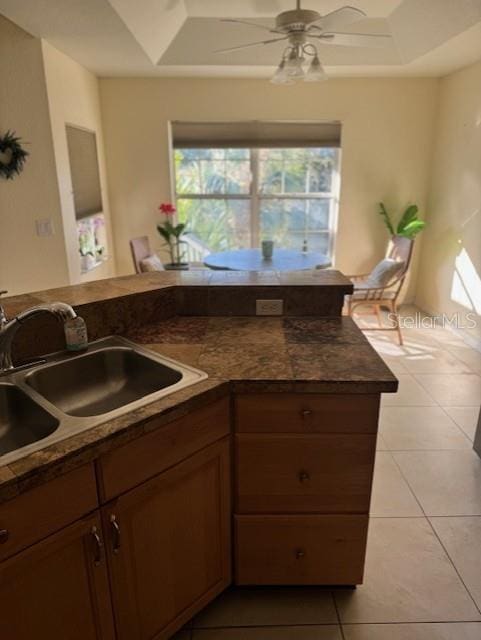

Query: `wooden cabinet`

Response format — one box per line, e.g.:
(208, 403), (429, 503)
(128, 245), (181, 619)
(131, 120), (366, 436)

(235, 514), (368, 585)
(236, 433), (376, 513)
(235, 393), (379, 434)
(98, 397), (230, 501)
(0, 390), (381, 634)
(0, 464), (98, 562)
(0, 399), (231, 640)
(103, 438), (231, 640)
(0, 512), (115, 640)
(234, 392), (380, 586)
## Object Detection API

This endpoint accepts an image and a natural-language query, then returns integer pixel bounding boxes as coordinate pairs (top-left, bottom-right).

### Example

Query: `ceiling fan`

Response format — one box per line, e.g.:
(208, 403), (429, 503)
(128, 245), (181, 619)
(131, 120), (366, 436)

(215, 1), (392, 84)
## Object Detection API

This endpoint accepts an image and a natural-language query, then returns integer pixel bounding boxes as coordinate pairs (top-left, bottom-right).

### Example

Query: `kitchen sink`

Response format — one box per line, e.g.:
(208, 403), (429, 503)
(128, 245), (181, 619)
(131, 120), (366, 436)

(0, 383), (59, 457)
(26, 347), (183, 417)
(0, 337), (207, 465)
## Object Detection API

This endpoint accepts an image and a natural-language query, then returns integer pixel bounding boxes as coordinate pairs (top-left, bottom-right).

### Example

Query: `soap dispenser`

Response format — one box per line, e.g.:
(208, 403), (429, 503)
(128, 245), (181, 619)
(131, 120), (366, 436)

(64, 316), (88, 351)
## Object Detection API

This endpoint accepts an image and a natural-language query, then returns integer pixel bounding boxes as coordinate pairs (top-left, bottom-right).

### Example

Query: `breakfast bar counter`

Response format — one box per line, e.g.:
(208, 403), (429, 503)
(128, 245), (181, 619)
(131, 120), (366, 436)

(0, 270), (396, 500)
(0, 270), (397, 640)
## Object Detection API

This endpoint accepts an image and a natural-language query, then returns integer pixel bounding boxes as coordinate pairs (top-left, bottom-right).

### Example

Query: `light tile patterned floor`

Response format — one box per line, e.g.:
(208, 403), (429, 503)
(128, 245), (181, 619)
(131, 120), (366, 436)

(175, 315), (481, 639)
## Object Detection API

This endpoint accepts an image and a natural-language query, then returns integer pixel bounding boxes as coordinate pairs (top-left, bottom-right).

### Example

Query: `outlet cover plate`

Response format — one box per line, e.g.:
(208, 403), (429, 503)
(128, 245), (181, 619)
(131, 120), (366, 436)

(256, 299), (283, 316)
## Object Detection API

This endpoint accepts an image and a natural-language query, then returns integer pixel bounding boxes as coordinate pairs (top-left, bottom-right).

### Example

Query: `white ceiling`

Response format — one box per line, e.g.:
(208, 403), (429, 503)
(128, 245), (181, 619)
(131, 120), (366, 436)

(0, 0), (480, 77)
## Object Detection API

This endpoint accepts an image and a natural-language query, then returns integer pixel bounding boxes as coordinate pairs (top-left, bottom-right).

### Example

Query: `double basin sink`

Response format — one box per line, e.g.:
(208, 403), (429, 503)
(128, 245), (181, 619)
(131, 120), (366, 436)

(0, 337), (207, 465)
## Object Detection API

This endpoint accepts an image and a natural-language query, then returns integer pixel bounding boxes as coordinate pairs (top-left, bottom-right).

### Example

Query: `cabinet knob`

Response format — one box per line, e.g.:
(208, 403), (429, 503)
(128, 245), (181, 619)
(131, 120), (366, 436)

(0, 529), (9, 544)
(298, 470), (310, 483)
(300, 409), (313, 419)
(295, 548), (306, 560)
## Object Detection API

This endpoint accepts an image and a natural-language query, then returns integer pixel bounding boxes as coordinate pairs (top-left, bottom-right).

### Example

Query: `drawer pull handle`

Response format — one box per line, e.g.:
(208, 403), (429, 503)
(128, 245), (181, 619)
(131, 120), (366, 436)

(298, 470), (310, 483)
(110, 514), (121, 554)
(295, 549), (306, 560)
(91, 526), (103, 566)
(300, 409), (313, 419)
(0, 529), (9, 544)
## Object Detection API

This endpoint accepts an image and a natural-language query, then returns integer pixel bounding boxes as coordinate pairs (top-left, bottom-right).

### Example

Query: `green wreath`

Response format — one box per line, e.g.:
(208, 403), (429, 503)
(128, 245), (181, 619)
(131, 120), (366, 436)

(0, 130), (29, 180)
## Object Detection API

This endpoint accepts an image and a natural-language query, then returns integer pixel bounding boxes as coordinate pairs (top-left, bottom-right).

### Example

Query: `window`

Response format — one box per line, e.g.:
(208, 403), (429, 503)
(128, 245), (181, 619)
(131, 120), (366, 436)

(174, 146), (340, 259)
(66, 125), (103, 219)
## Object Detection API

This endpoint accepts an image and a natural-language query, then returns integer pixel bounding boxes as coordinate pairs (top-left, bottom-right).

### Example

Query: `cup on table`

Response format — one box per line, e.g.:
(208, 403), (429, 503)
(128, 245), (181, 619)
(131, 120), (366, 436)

(262, 240), (274, 259)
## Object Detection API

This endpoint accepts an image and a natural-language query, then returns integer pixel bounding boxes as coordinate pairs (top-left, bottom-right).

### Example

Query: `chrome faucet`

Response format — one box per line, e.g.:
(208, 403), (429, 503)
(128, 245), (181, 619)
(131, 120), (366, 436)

(0, 291), (77, 373)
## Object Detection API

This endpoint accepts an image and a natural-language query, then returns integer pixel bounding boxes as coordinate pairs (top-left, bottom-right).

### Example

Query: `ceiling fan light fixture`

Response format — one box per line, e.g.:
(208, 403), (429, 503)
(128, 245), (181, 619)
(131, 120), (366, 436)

(270, 59), (294, 85)
(217, 0), (392, 85)
(284, 49), (305, 78)
(304, 55), (327, 82)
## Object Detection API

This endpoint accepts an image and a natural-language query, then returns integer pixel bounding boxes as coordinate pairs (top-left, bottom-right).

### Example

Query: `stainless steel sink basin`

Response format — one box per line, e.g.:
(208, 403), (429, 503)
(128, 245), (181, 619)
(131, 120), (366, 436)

(0, 383), (59, 457)
(0, 337), (207, 465)
(26, 347), (183, 417)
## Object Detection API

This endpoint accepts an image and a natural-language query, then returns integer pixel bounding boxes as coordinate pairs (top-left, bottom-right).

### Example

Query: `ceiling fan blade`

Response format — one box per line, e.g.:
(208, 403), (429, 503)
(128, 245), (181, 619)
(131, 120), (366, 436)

(215, 36), (288, 54)
(220, 18), (283, 35)
(313, 32), (392, 48)
(312, 6), (366, 32)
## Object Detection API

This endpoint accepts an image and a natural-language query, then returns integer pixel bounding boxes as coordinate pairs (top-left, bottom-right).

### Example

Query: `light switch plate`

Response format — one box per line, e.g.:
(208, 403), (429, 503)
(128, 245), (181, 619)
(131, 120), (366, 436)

(35, 218), (54, 237)
(256, 299), (283, 316)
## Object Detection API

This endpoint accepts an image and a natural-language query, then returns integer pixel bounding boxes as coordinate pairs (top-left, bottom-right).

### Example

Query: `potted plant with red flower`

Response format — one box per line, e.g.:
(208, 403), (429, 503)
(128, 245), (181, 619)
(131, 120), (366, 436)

(157, 202), (189, 269)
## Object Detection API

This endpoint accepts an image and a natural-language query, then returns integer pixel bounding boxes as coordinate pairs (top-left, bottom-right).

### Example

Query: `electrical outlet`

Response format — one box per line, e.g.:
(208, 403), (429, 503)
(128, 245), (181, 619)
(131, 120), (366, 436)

(256, 299), (283, 316)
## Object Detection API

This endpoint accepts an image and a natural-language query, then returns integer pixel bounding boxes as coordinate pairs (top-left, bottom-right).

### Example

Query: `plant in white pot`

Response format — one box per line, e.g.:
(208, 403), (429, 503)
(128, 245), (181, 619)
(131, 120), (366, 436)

(156, 203), (189, 269)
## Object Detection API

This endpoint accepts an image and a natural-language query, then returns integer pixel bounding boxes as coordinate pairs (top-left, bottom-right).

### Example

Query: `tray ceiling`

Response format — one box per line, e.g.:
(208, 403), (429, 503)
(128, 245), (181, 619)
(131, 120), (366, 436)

(0, 0), (480, 77)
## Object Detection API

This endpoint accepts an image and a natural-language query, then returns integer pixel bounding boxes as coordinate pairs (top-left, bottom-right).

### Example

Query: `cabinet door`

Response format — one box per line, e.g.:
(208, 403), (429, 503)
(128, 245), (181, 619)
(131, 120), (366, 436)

(0, 513), (115, 640)
(104, 437), (231, 640)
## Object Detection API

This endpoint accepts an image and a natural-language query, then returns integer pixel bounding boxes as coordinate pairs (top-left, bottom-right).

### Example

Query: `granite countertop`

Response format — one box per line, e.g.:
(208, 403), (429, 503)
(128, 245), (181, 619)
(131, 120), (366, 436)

(126, 315), (397, 392)
(0, 314), (396, 503)
(2, 269), (354, 313)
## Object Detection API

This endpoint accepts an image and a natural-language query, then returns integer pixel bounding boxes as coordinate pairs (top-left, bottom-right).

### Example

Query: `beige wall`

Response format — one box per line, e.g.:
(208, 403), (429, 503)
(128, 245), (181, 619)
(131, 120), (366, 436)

(416, 59), (481, 345)
(99, 77), (439, 299)
(0, 16), (69, 295)
(42, 42), (116, 284)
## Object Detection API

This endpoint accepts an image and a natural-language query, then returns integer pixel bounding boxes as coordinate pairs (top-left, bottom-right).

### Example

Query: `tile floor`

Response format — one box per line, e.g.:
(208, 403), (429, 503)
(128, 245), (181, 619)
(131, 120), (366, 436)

(175, 312), (481, 639)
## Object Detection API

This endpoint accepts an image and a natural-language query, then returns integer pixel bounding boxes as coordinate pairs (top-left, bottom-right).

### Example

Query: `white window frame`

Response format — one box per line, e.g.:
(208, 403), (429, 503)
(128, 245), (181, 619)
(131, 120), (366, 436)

(174, 147), (341, 259)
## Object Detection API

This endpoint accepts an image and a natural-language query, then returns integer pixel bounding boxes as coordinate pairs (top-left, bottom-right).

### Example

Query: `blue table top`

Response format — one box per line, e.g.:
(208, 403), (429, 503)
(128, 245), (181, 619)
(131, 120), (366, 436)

(204, 248), (330, 271)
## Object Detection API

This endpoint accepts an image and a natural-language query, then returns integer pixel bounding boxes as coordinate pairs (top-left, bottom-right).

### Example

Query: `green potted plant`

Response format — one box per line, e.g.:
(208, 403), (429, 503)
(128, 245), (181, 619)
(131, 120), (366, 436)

(378, 202), (426, 239)
(157, 203), (189, 269)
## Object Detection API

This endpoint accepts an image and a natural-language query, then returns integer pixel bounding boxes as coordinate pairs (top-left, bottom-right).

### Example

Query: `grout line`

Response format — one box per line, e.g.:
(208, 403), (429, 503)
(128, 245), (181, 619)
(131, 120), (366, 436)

(378, 447), (473, 452)
(191, 623), (349, 630)
(370, 515), (426, 518)
(370, 514), (481, 519)
(389, 455), (426, 515)
(426, 516), (481, 617)
(373, 329), (481, 612)
(443, 407), (479, 443)
(412, 371), (481, 408)
(331, 590), (346, 640)
(384, 450), (427, 517)
(438, 405), (475, 443)
(341, 621), (481, 626)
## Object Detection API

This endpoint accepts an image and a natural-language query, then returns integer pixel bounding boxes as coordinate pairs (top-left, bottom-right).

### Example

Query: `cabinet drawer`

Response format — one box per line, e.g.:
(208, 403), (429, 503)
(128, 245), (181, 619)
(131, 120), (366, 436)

(0, 464), (98, 561)
(236, 434), (376, 513)
(235, 514), (368, 585)
(235, 394), (379, 434)
(98, 397), (230, 501)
